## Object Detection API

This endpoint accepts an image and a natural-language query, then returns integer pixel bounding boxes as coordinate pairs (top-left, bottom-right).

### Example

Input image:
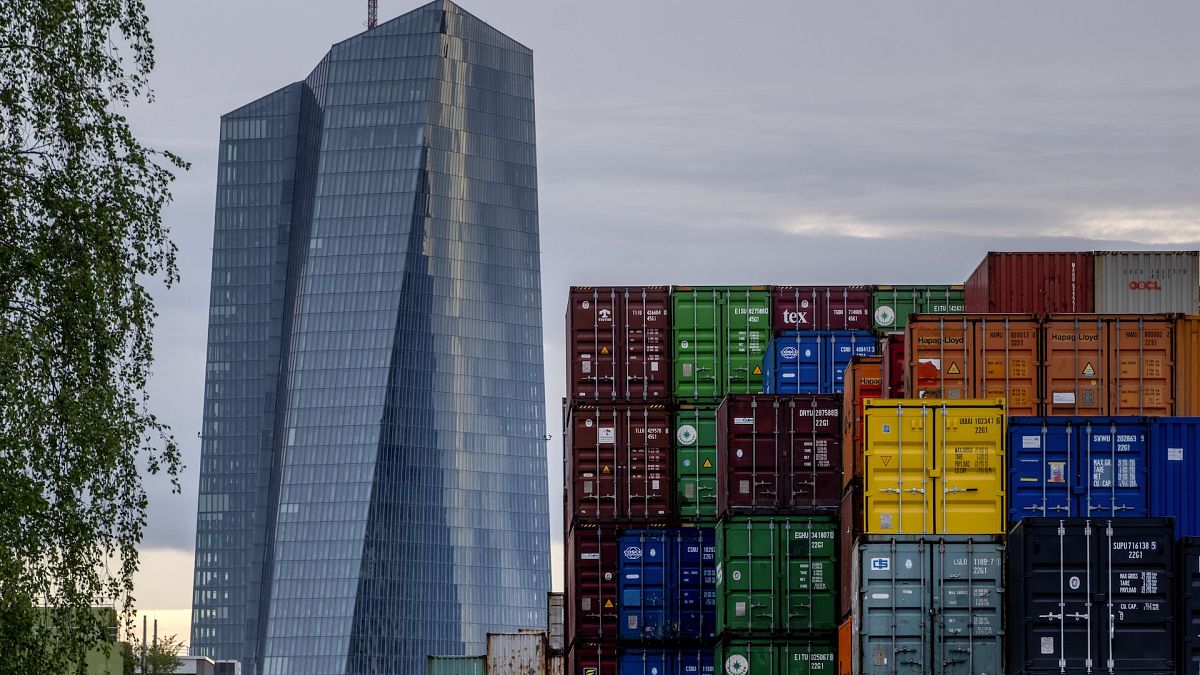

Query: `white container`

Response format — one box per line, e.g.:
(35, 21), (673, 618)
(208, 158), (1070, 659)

(1094, 250), (1199, 313)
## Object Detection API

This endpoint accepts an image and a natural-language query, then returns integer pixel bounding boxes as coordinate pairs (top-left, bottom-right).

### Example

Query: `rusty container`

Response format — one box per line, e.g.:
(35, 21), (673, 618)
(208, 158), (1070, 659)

(1042, 314), (1174, 417)
(772, 285), (874, 331)
(487, 632), (548, 675)
(715, 394), (842, 516)
(567, 286), (671, 402)
(965, 251), (1094, 313)
(841, 357), (884, 490)
(906, 314), (1041, 416)
(547, 593), (565, 653)
(1175, 315), (1200, 415)
(566, 403), (672, 527)
(565, 525), (620, 646)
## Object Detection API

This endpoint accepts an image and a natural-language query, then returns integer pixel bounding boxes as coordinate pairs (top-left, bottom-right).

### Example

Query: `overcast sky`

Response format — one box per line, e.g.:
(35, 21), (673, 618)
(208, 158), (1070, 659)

(128, 0), (1200, 643)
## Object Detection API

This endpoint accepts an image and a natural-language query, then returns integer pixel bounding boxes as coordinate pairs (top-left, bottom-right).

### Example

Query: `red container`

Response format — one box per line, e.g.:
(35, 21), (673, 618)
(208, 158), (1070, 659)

(715, 394), (842, 515)
(567, 643), (618, 675)
(771, 286), (873, 331)
(565, 525), (620, 645)
(566, 404), (672, 526)
(838, 484), (862, 620)
(567, 286), (671, 402)
(882, 333), (905, 397)
(965, 252), (1094, 314)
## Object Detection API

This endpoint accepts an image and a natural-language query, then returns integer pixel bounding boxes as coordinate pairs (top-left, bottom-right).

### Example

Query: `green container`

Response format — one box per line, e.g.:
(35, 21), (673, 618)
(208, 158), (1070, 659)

(427, 656), (485, 675)
(675, 403), (719, 520)
(715, 516), (837, 635)
(715, 639), (837, 675)
(872, 285), (965, 331)
(672, 286), (771, 399)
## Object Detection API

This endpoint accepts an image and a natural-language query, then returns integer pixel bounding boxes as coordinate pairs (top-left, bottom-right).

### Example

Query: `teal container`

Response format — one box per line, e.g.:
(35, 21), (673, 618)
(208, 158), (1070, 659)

(428, 656), (485, 675)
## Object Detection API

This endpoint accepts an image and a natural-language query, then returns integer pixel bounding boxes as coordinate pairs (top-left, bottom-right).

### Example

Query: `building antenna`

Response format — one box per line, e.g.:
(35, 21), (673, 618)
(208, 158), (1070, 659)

(367, 0), (378, 29)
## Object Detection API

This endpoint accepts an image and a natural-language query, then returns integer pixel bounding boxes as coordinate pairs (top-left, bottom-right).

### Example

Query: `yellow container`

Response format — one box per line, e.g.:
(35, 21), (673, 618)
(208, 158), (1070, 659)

(862, 398), (1006, 534)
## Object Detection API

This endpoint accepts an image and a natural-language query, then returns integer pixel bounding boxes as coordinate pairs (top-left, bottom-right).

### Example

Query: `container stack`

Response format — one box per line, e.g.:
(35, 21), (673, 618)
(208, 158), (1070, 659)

(565, 250), (1200, 675)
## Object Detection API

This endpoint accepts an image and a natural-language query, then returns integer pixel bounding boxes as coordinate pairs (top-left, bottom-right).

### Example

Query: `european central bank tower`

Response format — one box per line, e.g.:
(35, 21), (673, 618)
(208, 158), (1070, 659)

(190, 3), (550, 673)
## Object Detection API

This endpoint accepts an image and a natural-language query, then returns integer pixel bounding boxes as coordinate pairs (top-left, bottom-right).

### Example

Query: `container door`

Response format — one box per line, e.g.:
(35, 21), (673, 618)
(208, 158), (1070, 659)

(619, 532), (672, 641)
(826, 331), (877, 394)
(921, 286), (965, 316)
(714, 641), (772, 675)
(568, 527), (619, 642)
(569, 406), (619, 521)
(932, 540), (1004, 675)
(624, 287), (671, 400)
(720, 398), (782, 514)
(675, 405), (718, 520)
(570, 644), (618, 675)
(768, 332), (822, 395)
(974, 317), (1040, 416)
(1078, 418), (1148, 517)
(1181, 539), (1200, 675)
(673, 289), (722, 400)
(622, 407), (672, 521)
(864, 403), (934, 535)
(859, 540), (929, 674)
(677, 650), (714, 675)
(873, 286), (920, 332)
(906, 316), (972, 401)
(1008, 419), (1075, 522)
(569, 288), (620, 400)
(1100, 521), (1176, 672)
(724, 289), (772, 394)
(778, 519), (837, 633)
(1107, 317), (1173, 416)
(781, 397), (841, 512)
(1018, 521), (1096, 672)
(773, 286), (820, 331)
(716, 520), (779, 633)
(933, 404), (1005, 535)
(675, 530), (707, 640)
(1043, 317), (1107, 416)
(620, 650), (672, 675)
(825, 286), (873, 331)
(779, 640), (837, 675)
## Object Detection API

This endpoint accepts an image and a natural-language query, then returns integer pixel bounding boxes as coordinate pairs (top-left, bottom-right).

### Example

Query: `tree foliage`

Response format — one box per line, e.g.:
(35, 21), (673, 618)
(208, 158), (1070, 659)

(0, 0), (186, 672)
(128, 633), (185, 675)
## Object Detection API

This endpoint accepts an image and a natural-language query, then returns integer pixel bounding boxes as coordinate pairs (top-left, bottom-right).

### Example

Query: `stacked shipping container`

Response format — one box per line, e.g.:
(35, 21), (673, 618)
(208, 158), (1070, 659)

(566, 251), (1200, 675)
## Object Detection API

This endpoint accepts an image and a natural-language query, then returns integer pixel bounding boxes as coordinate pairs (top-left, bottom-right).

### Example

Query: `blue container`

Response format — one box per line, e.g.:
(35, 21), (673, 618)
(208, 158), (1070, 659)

(619, 650), (673, 675)
(763, 330), (876, 394)
(673, 529), (716, 640)
(1008, 417), (1149, 524)
(1149, 417), (1200, 537)
(675, 650), (714, 675)
(619, 530), (672, 641)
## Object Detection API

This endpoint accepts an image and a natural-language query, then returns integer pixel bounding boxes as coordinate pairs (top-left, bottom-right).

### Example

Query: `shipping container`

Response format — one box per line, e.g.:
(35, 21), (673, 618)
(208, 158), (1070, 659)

(568, 644), (618, 675)
(567, 286), (671, 402)
(841, 357), (883, 490)
(1149, 417), (1200, 538)
(566, 526), (620, 645)
(672, 287), (771, 400)
(763, 331), (877, 395)
(836, 618), (852, 675)
(1042, 314), (1174, 417)
(1007, 518), (1176, 675)
(1178, 316), (1200, 416)
(882, 333), (905, 398)
(429, 656), (486, 675)
(1008, 417), (1150, 523)
(1094, 250), (1199, 314)
(677, 650), (715, 675)
(617, 529), (717, 642)
(488, 632), (549, 675)
(1181, 538), (1200, 675)
(619, 650), (714, 675)
(714, 639), (837, 675)
(862, 399), (1006, 535)
(566, 404), (672, 525)
(550, 654), (565, 675)
(771, 286), (873, 331)
(716, 395), (841, 515)
(872, 285), (964, 332)
(549, 593), (566, 653)
(965, 252), (1095, 314)
(854, 535), (1004, 675)
(675, 404), (719, 520)
(905, 313), (1041, 415)
(715, 516), (837, 635)
(837, 486), (862, 621)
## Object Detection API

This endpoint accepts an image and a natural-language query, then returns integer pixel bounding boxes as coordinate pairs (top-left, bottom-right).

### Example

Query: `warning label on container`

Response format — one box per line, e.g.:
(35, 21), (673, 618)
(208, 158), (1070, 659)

(702, 458), (713, 468)
(600, 346), (610, 355)
(752, 365), (762, 375)
(947, 362), (961, 375)
(1169, 447), (1184, 461)
(601, 465), (611, 475)
(1083, 362), (1095, 376)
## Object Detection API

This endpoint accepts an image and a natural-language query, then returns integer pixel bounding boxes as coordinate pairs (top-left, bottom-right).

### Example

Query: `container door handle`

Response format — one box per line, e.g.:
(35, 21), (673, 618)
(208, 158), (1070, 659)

(944, 486), (978, 494)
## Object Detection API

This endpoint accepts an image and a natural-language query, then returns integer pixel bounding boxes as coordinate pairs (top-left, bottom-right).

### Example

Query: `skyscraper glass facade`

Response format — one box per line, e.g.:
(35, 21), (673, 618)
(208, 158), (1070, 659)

(191, 3), (549, 673)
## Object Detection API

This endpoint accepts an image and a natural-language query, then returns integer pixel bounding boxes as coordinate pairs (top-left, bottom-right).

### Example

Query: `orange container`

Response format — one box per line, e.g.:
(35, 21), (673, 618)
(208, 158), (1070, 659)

(838, 616), (854, 675)
(1175, 315), (1200, 415)
(841, 356), (884, 489)
(905, 314), (1041, 416)
(1043, 314), (1174, 416)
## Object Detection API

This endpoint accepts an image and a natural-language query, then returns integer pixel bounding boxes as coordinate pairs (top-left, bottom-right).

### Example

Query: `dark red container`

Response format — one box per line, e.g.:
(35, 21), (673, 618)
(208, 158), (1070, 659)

(882, 333), (905, 398)
(771, 286), (873, 331)
(567, 642), (618, 675)
(567, 286), (671, 402)
(566, 404), (672, 526)
(838, 484), (862, 620)
(565, 525), (620, 645)
(715, 394), (842, 515)
(964, 252), (1095, 314)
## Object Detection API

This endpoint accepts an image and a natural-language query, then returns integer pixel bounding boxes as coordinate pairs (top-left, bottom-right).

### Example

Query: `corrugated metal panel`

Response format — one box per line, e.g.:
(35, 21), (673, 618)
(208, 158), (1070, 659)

(548, 655), (564, 675)
(566, 404), (672, 526)
(1149, 417), (1200, 538)
(487, 633), (547, 675)
(771, 286), (873, 331)
(619, 531), (672, 641)
(1094, 250), (1199, 313)
(714, 639), (837, 675)
(567, 286), (671, 402)
(872, 285), (965, 331)
(1007, 518), (1176, 675)
(855, 536), (1004, 675)
(568, 644), (617, 675)
(672, 287), (771, 399)
(429, 656), (486, 675)
(842, 357), (883, 490)
(1180, 538), (1200, 675)
(566, 526), (620, 645)
(863, 399), (1007, 535)
(547, 593), (565, 653)
(964, 251), (1095, 313)
(1174, 316), (1200, 416)
(1008, 417), (1150, 523)
(763, 331), (877, 394)
(837, 618), (853, 675)
(674, 404), (719, 520)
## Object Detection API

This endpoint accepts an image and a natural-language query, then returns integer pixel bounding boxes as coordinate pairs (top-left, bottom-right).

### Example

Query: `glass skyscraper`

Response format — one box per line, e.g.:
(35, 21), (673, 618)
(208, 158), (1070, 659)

(190, 3), (550, 673)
